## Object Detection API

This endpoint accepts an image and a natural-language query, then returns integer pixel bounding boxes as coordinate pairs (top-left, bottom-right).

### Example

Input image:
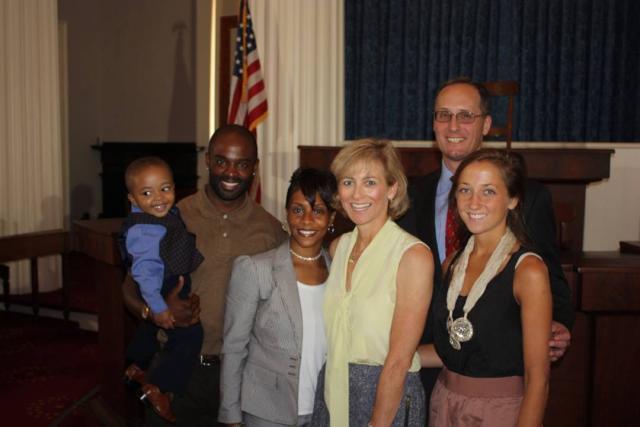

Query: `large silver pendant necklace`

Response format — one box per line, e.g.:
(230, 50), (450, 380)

(446, 229), (516, 350)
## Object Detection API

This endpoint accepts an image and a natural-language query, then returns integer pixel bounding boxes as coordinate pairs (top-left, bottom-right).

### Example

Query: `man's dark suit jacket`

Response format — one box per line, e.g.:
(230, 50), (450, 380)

(397, 169), (575, 395)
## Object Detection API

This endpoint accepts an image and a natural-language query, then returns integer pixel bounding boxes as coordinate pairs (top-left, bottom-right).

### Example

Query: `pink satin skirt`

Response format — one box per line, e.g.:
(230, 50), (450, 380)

(429, 368), (524, 427)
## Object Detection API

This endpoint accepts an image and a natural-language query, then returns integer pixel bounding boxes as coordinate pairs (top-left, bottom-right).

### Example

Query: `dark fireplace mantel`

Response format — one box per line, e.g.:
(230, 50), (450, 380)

(93, 142), (200, 218)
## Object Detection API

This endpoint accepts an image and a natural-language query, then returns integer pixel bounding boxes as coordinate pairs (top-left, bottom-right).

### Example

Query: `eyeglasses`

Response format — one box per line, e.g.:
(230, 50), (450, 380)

(433, 110), (486, 124)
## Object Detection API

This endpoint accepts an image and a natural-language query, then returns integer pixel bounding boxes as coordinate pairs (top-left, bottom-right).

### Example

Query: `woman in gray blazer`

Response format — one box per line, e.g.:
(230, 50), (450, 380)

(219, 168), (337, 427)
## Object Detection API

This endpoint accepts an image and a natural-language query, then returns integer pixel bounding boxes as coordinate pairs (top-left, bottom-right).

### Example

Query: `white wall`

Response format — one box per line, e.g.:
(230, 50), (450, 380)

(58, 0), (101, 221)
(58, 0), (196, 221)
(583, 144), (640, 251)
(99, 0), (195, 142)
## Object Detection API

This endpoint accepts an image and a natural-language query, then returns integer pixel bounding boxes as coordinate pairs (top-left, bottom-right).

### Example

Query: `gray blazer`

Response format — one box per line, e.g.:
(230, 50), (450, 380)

(218, 240), (330, 425)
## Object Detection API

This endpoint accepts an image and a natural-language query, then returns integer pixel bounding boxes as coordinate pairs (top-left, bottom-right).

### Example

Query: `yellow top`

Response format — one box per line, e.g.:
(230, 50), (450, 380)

(323, 219), (426, 425)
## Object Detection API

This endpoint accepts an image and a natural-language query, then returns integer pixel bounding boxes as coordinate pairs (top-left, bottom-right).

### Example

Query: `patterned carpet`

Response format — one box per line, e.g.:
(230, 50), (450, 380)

(0, 311), (101, 426)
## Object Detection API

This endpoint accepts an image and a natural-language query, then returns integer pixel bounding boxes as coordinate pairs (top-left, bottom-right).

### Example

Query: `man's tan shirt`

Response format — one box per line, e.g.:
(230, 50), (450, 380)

(177, 187), (287, 355)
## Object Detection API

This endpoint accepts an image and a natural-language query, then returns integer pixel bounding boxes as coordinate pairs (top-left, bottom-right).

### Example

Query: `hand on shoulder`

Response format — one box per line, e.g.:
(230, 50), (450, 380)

(165, 276), (200, 327)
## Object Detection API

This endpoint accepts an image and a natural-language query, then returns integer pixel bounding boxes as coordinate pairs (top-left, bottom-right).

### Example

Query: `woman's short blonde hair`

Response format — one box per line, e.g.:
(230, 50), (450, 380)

(330, 139), (409, 220)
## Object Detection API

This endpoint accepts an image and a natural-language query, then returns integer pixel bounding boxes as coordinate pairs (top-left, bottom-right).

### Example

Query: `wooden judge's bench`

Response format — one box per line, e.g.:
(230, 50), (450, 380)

(70, 146), (639, 426)
(300, 146), (640, 427)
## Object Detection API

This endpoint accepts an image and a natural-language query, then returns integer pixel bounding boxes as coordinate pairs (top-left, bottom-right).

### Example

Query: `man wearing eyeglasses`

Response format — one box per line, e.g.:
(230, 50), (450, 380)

(398, 76), (574, 410)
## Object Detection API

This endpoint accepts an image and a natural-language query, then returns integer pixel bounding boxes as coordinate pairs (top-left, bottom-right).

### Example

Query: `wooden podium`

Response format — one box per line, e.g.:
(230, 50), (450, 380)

(73, 218), (133, 419)
(552, 251), (640, 426)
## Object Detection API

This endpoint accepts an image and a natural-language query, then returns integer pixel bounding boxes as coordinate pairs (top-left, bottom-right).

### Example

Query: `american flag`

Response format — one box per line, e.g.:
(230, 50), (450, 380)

(227, 0), (268, 131)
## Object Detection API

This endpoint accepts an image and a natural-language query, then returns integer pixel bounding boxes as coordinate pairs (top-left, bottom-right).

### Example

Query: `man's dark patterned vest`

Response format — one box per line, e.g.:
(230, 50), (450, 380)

(119, 208), (204, 279)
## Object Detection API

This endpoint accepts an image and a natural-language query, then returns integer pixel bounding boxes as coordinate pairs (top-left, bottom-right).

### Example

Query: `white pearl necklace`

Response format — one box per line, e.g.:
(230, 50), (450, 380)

(289, 248), (322, 262)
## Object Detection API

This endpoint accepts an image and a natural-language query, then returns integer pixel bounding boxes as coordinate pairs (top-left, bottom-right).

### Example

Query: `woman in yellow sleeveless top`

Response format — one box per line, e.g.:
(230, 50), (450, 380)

(311, 139), (434, 426)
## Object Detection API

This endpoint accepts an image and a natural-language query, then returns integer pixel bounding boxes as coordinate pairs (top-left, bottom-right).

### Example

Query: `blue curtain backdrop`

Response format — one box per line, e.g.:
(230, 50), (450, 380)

(344, 0), (640, 142)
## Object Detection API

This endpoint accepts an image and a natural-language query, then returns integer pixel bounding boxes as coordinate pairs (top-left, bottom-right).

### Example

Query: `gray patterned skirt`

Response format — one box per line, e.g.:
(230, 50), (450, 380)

(311, 363), (426, 426)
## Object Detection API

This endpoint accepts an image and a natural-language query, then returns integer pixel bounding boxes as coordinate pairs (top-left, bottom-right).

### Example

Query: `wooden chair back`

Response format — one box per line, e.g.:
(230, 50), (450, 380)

(481, 81), (519, 150)
(0, 229), (69, 262)
(0, 229), (71, 319)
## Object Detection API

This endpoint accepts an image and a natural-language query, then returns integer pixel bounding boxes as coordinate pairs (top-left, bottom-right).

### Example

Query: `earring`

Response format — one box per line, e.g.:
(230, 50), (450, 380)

(328, 223), (336, 234)
(281, 222), (290, 234)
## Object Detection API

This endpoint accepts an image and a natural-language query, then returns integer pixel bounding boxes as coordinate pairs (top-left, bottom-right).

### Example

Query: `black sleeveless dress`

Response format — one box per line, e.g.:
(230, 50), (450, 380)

(432, 246), (537, 378)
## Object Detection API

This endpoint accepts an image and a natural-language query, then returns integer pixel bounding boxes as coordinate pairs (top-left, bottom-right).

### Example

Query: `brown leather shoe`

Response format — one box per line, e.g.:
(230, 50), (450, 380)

(123, 363), (146, 386)
(140, 383), (176, 423)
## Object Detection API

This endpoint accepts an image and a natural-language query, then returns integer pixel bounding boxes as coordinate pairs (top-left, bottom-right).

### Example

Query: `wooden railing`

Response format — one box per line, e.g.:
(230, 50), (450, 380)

(0, 229), (71, 320)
